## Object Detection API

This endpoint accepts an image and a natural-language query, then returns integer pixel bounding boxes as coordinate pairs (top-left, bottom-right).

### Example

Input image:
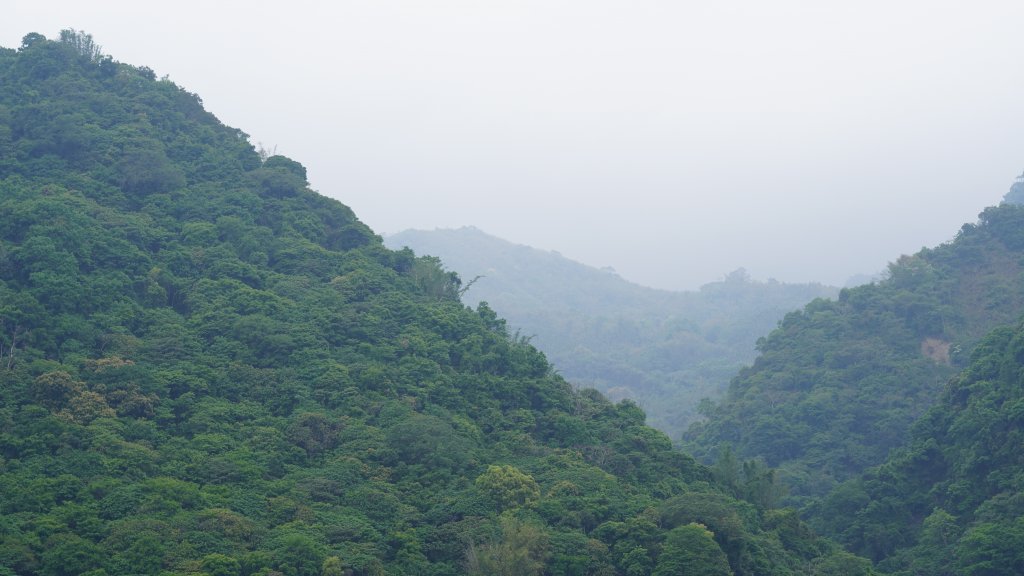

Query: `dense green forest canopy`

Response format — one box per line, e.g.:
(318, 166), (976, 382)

(685, 201), (1024, 503)
(810, 319), (1024, 574)
(386, 228), (837, 439)
(0, 31), (865, 575)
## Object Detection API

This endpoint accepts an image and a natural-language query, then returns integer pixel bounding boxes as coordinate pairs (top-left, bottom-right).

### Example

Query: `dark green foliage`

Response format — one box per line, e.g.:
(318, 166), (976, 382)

(0, 32), (859, 575)
(686, 204), (1024, 501)
(810, 321), (1024, 573)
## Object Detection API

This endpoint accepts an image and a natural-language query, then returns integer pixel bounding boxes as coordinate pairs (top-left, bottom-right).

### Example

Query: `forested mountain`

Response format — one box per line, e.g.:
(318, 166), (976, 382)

(0, 31), (865, 575)
(808, 320), (1024, 574)
(385, 228), (837, 439)
(685, 202), (1024, 503)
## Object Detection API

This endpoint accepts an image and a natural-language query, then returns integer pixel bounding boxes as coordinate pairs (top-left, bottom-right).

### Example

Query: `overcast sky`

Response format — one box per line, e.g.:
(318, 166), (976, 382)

(4, 1), (1023, 290)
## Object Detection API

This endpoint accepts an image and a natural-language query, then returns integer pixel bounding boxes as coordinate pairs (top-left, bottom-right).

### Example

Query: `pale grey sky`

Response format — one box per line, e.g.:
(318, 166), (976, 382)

(4, 1), (1023, 290)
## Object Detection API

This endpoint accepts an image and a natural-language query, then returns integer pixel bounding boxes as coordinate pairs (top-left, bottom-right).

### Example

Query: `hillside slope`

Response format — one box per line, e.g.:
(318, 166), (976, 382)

(685, 203), (1024, 502)
(385, 227), (837, 438)
(0, 31), (862, 576)
(811, 320), (1024, 573)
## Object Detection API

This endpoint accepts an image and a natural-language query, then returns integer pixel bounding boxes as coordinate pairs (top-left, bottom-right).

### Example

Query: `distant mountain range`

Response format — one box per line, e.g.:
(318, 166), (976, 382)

(385, 227), (838, 439)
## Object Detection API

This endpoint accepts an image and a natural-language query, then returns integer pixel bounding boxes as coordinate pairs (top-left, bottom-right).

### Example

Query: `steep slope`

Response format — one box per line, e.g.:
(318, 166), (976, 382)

(385, 227), (837, 438)
(685, 202), (1024, 502)
(0, 31), (860, 576)
(811, 320), (1024, 574)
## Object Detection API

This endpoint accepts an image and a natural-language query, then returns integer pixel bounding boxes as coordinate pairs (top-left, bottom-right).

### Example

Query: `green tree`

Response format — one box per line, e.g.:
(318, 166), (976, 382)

(619, 546), (653, 576)
(653, 523), (732, 576)
(110, 532), (164, 575)
(712, 445), (741, 496)
(58, 29), (103, 62)
(906, 508), (959, 576)
(274, 534), (325, 576)
(955, 520), (1024, 576)
(32, 371), (84, 411)
(466, 516), (548, 576)
(21, 32), (46, 49)
(202, 553), (242, 576)
(475, 465), (541, 511)
(741, 459), (785, 509)
(320, 556), (344, 576)
(808, 550), (875, 575)
(40, 534), (103, 576)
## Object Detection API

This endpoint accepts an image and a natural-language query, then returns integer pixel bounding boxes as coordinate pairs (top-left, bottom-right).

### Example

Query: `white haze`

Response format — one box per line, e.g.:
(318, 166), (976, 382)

(4, 1), (1024, 290)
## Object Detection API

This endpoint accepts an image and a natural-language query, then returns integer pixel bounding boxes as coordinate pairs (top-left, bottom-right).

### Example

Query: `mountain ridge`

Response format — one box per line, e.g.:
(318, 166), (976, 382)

(685, 202), (1024, 506)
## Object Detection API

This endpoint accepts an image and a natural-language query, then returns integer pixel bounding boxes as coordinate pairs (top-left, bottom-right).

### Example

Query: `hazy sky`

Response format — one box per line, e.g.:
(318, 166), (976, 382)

(5, 2), (1024, 290)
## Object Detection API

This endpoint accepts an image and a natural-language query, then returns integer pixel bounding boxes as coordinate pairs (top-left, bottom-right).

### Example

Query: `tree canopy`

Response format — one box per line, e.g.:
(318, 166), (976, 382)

(809, 320), (1024, 573)
(0, 31), (859, 575)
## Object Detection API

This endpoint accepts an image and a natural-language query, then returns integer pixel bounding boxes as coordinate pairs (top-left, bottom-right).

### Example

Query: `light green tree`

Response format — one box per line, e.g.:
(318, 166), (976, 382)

(475, 464), (540, 511)
(321, 556), (344, 576)
(653, 523), (732, 576)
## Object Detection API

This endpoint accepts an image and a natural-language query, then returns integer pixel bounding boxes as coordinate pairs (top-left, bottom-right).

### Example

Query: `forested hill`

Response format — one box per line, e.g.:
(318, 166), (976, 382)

(0, 31), (865, 575)
(809, 320), (1024, 573)
(385, 227), (837, 439)
(685, 202), (1024, 502)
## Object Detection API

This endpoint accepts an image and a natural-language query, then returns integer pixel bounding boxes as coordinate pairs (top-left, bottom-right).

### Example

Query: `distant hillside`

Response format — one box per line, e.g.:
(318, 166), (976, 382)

(685, 203), (1024, 503)
(385, 227), (838, 439)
